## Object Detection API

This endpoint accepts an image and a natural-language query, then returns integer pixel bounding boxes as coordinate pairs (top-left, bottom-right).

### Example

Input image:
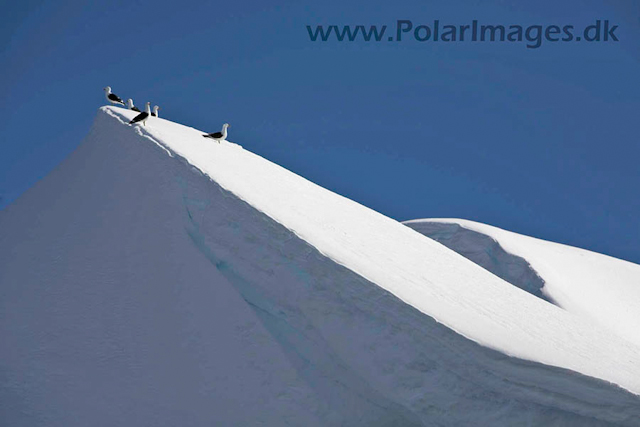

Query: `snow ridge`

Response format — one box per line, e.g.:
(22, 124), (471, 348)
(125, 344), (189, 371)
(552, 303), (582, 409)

(100, 106), (640, 396)
(1, 108), (640, 425)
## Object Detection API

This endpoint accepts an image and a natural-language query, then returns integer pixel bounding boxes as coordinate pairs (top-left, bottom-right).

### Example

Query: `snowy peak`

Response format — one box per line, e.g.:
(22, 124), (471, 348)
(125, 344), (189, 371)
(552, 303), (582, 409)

(1, 107), (639, 425)
(95, 109), (640, 389)
(99, 106), (640, 392)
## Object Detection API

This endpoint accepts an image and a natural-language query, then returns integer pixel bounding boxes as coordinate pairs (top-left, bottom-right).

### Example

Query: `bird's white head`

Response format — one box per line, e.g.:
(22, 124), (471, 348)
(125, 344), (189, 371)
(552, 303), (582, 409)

(127, 99), (134, 108)
(103, 86), (111, 93)
(153, 105), (160, 112)
(221, 123), (230, 137)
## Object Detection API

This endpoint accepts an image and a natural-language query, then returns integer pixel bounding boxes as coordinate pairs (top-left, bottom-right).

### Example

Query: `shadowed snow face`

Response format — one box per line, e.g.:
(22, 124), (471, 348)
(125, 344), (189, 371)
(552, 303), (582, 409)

(405, 221), (555, 305)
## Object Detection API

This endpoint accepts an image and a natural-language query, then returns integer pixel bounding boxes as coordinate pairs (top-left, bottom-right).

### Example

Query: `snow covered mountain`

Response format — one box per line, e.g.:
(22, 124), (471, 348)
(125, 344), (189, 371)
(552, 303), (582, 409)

(1, 107), (639, 426)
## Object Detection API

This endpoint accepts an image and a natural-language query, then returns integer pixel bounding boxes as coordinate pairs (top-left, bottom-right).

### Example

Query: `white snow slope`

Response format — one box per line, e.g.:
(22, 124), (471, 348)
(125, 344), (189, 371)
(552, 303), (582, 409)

(405, 219), (640, 349)
(1, 106), (640, 426)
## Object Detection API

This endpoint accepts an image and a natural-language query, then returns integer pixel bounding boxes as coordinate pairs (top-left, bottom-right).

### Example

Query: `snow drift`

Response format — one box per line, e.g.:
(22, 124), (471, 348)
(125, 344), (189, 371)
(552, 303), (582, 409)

(405, 219), (640, 349)
(1, 107), (639, 426)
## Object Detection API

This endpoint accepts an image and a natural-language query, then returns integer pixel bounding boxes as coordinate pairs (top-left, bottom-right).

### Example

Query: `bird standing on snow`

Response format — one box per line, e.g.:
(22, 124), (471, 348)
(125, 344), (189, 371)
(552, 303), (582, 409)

(103, 86), (125, 106)
(203, 123), (230, 143)
(151, 105), (160, 117)
(127, 99), (141, 112)
(129, 102), (151, 126)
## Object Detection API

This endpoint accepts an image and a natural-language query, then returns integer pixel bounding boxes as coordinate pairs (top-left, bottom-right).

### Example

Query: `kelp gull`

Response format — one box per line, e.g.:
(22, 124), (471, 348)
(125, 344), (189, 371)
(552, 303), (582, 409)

(127, 99), (141, 112)
(103, 86), (125, 106)
(203, 123), (230, 143)
(129, 102), (151, 126)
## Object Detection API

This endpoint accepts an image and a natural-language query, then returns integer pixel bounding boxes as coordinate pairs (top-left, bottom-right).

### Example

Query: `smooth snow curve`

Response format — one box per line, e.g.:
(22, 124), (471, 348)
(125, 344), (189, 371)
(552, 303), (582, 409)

(1, 107), (640, 425)
(406, 218), (640, 349)
(404, 220), (552, 303)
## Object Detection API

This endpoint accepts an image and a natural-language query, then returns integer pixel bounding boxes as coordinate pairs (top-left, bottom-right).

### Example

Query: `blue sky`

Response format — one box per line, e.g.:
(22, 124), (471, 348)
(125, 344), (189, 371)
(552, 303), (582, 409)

(1, 0), (639, 263)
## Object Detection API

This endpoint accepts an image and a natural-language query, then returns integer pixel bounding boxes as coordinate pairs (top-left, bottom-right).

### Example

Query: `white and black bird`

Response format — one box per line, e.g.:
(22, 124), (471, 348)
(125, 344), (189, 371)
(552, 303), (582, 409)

(127, 99), (141, 112)
(103, 86), (125, 106)
(203, 123), (230, 143)
(129, 102), (151, 126)
(151, 105), (160, 117)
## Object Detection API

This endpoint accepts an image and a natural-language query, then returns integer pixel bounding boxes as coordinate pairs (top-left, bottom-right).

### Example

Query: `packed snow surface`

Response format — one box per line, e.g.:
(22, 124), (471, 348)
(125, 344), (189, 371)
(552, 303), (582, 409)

(1, 106), (639, 425)
(405, 218), (640, 348)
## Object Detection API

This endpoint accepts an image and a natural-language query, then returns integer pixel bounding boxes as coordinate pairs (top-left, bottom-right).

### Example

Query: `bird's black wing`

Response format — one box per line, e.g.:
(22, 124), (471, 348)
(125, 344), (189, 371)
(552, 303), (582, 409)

(129, 112), (149, 124)
(131, 106), (141, 112)
(207, 132), (223, 138)
(108, 93), (124, 103)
